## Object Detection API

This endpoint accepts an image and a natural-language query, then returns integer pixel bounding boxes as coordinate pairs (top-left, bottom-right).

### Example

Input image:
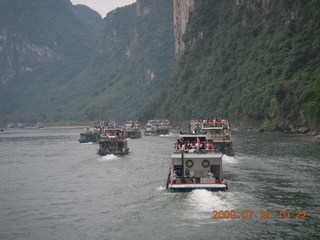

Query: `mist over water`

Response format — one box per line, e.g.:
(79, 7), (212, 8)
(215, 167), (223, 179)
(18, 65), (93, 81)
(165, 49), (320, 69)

(0, 129), (319, 239)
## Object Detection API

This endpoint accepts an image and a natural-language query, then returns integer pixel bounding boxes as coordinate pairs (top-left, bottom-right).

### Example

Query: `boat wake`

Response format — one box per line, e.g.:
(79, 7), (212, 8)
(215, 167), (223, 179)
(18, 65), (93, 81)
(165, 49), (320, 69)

(159, 133), (178, 137)
(181, 190), (254, 222)
(99, 154), (119, 162)
(183, 190), (235, 221)
(222, 155), (239, 164)
(156, 185), (166, 191)
(188, 190), (233, 211)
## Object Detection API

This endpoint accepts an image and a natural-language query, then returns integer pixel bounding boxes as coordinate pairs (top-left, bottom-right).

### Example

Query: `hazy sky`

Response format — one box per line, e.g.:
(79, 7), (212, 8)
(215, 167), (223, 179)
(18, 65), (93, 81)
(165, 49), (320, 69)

(70, 0), (136, 17)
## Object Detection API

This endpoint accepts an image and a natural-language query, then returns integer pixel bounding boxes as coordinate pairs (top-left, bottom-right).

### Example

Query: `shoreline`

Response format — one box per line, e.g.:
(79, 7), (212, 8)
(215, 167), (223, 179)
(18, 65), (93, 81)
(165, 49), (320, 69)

(46, 126), (86, 129)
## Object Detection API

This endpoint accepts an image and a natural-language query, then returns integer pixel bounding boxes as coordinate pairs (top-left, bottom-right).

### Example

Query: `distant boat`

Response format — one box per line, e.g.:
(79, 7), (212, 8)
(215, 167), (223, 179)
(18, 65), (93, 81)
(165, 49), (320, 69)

(79, 127), (101, 143)
(200, 119), (234, 156)
(189, 119), (234, 156)
(123, 120), (142, 139)
(35, 122), (44, 128)
(144, 119), (171, 136)
(79, 120), (117, 143)
(16, 123), (24, 128)
(97, 128), (129, 156)
(7, 123), (16, 129)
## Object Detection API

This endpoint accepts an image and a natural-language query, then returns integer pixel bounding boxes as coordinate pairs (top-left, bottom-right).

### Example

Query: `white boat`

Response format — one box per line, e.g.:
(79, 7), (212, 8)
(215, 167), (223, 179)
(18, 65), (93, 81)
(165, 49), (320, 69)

(166, 134), (228, 192)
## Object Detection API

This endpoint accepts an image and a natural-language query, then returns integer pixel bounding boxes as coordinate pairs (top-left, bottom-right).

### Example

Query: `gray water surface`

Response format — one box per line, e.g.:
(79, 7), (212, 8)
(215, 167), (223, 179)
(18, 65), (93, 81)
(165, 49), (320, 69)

(0, 129), (319, 239)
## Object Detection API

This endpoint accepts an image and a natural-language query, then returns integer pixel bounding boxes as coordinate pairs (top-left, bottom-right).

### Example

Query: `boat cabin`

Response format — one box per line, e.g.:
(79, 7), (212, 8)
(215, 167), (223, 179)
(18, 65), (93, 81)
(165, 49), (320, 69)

(171, 152), (223, 183)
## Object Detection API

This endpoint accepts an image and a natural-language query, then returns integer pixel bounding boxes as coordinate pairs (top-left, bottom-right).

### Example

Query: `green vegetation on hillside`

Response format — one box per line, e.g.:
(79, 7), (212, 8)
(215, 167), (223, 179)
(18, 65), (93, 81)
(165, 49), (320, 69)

(61, 0), (174, 122)
(139, 0), (320, 132)
(0, 0), (97, 126)
(0, 0), (174, 126)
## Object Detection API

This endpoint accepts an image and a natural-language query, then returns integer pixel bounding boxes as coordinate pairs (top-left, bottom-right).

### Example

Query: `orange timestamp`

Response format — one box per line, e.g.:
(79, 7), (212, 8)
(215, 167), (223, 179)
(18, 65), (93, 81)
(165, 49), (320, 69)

(212, 210), (308, 220)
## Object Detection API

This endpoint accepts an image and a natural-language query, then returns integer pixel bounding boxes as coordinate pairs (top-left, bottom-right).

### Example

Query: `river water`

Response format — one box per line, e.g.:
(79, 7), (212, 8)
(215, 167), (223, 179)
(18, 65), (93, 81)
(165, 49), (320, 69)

(0, 128), (319, 240)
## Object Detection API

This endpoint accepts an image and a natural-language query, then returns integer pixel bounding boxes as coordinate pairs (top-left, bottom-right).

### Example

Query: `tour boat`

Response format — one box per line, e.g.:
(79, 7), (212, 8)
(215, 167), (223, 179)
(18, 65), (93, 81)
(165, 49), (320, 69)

(144, 119), (171, 136)
(79, 122), (103, 143)
(97, 128), (129, 156)
(166, 133), (228, 192)
(190, 119), (234, 156)
(79, 128), (100, 143)
(123, 120), (142, 139)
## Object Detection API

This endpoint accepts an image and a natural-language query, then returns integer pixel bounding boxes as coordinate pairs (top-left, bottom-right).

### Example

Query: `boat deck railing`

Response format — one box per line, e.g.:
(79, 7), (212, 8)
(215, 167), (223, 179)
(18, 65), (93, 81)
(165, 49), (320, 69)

(173, 149), (220, 154)
(202, 120), (230, 129)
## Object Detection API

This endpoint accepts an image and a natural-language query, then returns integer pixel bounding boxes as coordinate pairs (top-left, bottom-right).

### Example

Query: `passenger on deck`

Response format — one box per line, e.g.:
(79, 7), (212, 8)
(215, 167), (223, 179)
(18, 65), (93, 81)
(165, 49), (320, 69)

(205, 142), (210, 151)
(172, 171), (177, 183)
(188, 148), (195, 153)
(208, 142), (213, 152)
(181, 144), (186, 151)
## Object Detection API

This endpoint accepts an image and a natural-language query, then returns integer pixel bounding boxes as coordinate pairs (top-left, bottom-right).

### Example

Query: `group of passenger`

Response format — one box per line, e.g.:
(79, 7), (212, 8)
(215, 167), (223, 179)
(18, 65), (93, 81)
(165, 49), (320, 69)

(202, 118), (230, 128)
(102, 130), (124, 138)
(91, 120), (117, 128)
(174, 138), (217, 153)
(147, 119), (171, 128)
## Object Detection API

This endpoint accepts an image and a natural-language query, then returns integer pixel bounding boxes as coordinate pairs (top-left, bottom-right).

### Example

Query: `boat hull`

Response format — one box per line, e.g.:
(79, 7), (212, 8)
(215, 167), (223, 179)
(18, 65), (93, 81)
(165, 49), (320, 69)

(167, 183), (228, 192)
(79, 139), (98, 143)
(97, 149), (129, 156)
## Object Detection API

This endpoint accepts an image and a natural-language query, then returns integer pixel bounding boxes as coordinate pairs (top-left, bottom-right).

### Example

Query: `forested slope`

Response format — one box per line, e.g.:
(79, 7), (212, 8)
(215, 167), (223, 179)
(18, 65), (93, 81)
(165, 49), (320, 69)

(0, 0), (100, 125)
(69, 0), (174, 121)
(0, 0), (174, 126)
(139, 0), (320, 132)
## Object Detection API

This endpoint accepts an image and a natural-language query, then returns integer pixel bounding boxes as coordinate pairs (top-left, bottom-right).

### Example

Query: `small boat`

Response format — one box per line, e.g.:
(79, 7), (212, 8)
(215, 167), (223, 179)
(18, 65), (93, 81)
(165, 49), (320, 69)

(79, 127), (101, 143)
(123, 120), (142, 139)
(79, 120), (117, 143)
(97, 128), (129, 156)
(166, 133), (228, 192)
(144, 123), (154, 136)
(35, 122), (44, 128)
(16, 123), (24, 128)
(144, 119), (171, 136)
(201, 119), (234, 156)
(7, 123), (16, 129)
(189, 119), (234, 156)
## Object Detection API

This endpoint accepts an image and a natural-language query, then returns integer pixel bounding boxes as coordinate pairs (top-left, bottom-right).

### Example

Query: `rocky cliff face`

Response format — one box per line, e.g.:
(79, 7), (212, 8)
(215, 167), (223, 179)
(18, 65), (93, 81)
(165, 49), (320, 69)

(0, 28), (60, 85)
(173, 0), (195, 59)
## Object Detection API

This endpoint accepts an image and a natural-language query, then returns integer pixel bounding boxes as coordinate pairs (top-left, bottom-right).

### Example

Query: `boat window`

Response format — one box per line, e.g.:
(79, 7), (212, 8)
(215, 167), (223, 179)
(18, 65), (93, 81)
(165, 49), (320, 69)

(202, 160), (210, 168)
(186, 160), (193, 168)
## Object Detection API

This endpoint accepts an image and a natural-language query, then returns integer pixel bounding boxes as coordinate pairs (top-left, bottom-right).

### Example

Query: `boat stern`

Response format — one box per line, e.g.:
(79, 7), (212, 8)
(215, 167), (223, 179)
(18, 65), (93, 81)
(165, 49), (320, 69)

(167, 182), (228, 192)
